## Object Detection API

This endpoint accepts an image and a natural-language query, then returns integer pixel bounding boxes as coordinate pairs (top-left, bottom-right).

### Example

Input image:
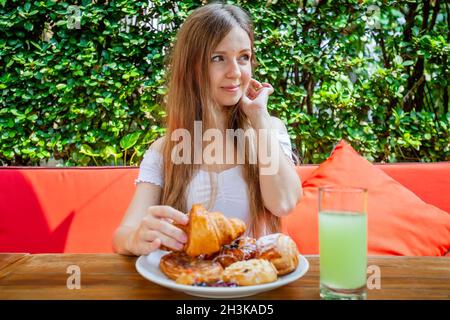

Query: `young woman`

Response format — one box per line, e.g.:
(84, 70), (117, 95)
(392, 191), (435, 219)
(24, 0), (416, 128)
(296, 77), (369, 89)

(113, 3), (302, 256)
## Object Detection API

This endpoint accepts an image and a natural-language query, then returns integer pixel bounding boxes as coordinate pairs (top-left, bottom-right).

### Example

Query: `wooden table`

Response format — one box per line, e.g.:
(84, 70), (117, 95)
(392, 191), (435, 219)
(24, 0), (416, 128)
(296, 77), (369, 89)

(0, 254), (448, 300)
(0, 253), (29, 271)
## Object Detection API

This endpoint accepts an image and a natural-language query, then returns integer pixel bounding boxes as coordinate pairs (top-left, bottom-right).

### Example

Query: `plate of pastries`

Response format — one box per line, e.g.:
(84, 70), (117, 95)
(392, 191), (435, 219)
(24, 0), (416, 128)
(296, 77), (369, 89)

(135, 204), (309, 298)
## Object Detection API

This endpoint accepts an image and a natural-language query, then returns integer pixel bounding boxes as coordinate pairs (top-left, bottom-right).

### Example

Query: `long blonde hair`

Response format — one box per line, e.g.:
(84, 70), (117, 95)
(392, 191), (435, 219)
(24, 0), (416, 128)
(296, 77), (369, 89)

(160, 3), (280, 237)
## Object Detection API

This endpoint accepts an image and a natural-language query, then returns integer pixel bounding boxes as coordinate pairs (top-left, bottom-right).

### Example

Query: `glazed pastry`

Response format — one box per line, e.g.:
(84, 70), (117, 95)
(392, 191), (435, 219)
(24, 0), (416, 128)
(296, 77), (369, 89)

(222, 259), (278, 286)
(256, 233), (299, 275)
(176, 204), (246, 257)
(159, 251), (223, 284)
(213, 237), (258, 268)
(175, 273), (225, 286)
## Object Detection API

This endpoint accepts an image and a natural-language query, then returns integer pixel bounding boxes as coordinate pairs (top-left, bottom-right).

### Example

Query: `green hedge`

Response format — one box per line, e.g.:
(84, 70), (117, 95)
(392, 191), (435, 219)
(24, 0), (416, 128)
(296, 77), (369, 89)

(0, 0), (449, 166)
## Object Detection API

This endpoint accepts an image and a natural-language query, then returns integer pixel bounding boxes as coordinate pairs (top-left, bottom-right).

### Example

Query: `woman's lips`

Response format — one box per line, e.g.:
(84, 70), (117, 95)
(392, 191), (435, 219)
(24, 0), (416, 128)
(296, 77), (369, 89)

(221, 85), (240, 92)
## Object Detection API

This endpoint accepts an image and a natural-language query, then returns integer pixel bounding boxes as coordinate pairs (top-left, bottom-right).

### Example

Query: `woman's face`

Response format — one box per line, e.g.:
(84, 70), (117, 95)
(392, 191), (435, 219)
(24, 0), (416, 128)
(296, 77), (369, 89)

(208, 26), (252, 108)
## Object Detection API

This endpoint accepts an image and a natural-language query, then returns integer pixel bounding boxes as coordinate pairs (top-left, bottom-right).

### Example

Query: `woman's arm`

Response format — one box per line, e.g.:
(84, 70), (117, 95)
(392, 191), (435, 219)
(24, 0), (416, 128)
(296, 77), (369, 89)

(112, 182), (162, 255)
(240, 80), (302, 217)
(253, 115), (302, 217)
(113, 137), (188, 256)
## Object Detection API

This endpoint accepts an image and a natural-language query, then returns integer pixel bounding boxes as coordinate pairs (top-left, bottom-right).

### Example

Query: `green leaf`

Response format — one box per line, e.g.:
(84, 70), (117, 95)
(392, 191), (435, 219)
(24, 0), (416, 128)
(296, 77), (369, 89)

(402, 60), (414, 67)
(120, 132), (141, 150)
(30, 41), (42, 51)
(24, 22), (34, 31)
(102, 146), (119, 157)
(80, 144), (99, 157)
(55, 20), (67, 26)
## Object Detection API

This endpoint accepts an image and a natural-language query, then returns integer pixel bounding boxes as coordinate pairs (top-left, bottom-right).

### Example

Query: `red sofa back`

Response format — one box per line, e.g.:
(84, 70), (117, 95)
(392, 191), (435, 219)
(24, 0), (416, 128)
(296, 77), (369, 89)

(1, 163), (449, 253)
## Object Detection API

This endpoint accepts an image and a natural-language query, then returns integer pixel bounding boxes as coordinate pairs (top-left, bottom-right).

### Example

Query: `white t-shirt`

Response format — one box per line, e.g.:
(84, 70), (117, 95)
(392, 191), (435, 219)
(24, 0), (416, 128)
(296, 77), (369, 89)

(135, 130), (295, 232)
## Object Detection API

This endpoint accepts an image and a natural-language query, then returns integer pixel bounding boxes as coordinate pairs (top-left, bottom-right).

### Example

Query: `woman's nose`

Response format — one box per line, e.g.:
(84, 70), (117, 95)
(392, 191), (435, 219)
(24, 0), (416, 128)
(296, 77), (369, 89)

(226, 59), (241, 78)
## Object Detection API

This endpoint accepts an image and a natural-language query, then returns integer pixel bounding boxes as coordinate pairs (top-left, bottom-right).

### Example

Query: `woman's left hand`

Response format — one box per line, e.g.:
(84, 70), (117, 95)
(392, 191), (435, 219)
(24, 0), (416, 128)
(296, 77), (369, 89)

(239, 78), (274, 125)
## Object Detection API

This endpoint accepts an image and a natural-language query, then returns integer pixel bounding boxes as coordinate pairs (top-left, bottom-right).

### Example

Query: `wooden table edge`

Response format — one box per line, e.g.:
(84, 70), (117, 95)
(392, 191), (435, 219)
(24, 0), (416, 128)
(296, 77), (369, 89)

(0, 254), (32, 279)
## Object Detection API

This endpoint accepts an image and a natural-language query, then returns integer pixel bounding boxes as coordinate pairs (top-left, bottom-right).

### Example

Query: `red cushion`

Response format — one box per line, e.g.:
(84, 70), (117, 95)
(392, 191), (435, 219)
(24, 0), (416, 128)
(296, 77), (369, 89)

(284, 140), (450, 256)
(376, 162), (450, 214)
(0, 167), (136, 253)
(295, 165), (318, 182)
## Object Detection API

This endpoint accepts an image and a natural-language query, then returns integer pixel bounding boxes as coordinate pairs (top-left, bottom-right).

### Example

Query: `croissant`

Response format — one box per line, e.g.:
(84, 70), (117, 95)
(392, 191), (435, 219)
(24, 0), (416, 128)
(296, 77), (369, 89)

(179, 204), (246, 257)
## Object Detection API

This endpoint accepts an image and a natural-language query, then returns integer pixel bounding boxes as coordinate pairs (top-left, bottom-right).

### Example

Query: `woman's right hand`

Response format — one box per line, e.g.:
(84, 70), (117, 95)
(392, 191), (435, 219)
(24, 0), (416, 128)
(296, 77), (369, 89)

(126, 205), (189, 256)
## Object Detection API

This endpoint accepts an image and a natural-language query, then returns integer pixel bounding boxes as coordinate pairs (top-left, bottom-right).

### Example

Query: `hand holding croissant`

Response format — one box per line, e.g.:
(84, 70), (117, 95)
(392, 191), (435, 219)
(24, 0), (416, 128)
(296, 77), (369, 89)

(170, 204), (246, 257)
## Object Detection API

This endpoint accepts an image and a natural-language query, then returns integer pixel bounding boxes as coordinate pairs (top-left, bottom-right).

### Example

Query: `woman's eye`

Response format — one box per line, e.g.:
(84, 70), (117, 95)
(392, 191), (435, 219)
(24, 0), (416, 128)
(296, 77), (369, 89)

(211, 55), (250, 63)
(240, 54), (250, 61)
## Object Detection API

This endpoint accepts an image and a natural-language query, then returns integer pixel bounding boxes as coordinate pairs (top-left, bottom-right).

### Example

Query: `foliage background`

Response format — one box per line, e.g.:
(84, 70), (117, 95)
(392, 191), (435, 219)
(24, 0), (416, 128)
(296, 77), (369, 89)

(0, 0), (449, 166)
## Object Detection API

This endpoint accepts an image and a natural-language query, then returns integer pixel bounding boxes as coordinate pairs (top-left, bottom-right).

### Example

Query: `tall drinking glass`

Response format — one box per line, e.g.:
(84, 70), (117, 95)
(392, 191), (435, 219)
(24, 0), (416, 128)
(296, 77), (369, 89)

(319, 186), (368, 300)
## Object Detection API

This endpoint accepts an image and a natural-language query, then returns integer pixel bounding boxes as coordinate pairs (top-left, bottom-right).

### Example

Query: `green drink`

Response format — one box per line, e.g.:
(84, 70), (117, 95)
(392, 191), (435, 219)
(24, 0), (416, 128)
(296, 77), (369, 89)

(318, 187), (368, 300)
(319, 211), (367, 289)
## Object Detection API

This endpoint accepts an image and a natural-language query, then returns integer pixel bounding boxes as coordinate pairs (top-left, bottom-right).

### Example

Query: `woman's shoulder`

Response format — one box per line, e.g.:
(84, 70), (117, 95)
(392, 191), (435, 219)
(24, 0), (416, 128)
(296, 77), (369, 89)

(136, 136), (167, 187)
(269, 116), (288, 134)
(148, 136), (167, 155)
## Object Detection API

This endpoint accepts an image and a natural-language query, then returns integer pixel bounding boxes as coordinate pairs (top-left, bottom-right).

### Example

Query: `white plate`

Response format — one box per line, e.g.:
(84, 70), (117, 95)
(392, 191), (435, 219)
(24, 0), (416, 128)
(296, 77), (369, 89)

(135, 250), (309, 298)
